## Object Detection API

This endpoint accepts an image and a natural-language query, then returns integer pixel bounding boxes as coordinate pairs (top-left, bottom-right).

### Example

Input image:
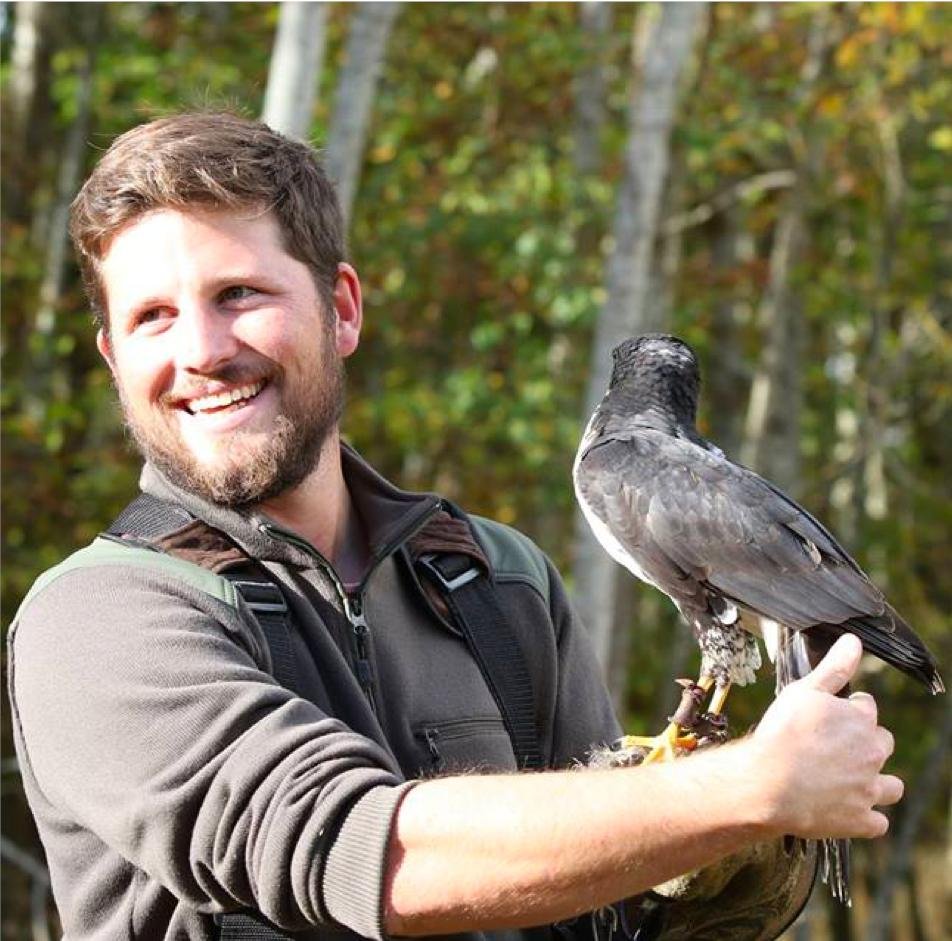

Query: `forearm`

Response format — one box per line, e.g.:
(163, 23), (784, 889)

(384, 740), (770, 936)
(385, 636), (904, 937)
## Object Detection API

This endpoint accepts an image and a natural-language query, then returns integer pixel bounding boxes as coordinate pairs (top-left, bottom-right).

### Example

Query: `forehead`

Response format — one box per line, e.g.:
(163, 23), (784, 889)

(100, 207), (290, 311)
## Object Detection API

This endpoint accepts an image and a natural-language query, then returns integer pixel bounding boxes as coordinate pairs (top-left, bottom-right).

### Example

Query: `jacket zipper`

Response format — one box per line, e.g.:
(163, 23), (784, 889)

(258, 497), (441, 714)
(417, 717), (505, 740)
(342, 592), (377, 713)
(414, 718), (507, 772)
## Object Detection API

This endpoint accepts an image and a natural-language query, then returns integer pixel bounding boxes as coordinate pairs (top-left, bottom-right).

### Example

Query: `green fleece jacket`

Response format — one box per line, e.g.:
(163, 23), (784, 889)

(8, 445), (620, 940)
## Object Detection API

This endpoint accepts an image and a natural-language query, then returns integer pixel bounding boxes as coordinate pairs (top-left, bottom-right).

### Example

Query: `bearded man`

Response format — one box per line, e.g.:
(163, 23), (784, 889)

(8, 113), (902, 941)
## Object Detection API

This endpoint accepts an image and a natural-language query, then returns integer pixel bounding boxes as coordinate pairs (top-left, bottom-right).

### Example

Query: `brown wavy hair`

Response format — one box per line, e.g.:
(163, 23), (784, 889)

(69, 112), (345, 331)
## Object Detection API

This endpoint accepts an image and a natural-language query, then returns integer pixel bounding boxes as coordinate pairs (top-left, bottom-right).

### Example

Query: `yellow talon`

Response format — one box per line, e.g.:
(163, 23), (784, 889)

(620, 721), (698, 764)
(618, 676), (734, 765)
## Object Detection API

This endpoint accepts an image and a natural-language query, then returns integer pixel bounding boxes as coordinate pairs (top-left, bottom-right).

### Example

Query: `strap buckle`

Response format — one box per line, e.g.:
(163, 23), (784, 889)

(231, 580), (289, 614)
(419, 553), (481, 593)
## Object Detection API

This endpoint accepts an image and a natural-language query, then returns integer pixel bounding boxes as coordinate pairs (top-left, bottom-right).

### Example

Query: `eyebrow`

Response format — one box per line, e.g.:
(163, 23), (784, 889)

(119, 273), (279, 314)
(205, 272), (276, 293)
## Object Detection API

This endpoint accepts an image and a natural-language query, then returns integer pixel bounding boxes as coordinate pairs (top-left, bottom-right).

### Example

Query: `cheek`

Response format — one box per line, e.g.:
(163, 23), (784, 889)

(235, 310), (296, 359)
(240, 308), (320, 369)
(113, 342), (175, 407)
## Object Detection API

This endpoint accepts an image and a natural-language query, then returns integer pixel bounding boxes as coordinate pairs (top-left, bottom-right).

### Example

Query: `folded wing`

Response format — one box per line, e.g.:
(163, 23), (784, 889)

(575, 429), (943, 693)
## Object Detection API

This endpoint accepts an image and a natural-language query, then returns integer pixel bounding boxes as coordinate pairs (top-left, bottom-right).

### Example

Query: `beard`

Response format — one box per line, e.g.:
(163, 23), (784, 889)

(118, 338), (346, 509)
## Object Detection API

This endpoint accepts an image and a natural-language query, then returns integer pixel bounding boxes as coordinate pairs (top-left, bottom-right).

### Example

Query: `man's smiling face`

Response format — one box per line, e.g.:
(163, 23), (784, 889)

(98, 207), (350, 506)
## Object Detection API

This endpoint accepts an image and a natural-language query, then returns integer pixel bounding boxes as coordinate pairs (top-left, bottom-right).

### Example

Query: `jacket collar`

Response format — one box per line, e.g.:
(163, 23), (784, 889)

(139, 441), (442, 571)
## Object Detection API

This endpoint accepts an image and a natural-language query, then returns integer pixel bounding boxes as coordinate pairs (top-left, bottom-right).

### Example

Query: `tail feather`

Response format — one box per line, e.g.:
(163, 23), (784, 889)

(774, 625), (813, 693)
(820, 837), (851, 905)
(774, 625), (853, 904)
(846, 611), (945, 694)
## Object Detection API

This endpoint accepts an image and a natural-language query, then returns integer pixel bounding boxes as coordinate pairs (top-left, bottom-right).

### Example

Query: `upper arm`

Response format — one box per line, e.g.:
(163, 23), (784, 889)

(9, 564), (403, 928)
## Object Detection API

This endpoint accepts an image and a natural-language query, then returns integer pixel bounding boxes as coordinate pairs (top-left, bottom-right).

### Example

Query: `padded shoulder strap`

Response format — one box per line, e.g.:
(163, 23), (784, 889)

(107, 491), (194, 539)
(107, 494), (302, 941)
(467, 514), (551, 608)
(416, 502), (546, 772)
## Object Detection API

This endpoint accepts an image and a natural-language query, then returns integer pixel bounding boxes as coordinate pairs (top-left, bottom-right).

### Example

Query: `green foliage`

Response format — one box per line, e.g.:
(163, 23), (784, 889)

(2, 3), (949, 935)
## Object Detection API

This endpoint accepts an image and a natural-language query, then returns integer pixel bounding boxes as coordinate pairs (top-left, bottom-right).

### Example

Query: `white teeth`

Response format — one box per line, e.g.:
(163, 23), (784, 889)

(187, 381), (264, 414)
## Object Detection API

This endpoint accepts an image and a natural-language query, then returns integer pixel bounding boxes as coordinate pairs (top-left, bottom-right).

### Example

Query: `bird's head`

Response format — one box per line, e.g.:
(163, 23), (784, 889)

(608, 334), (701, 430)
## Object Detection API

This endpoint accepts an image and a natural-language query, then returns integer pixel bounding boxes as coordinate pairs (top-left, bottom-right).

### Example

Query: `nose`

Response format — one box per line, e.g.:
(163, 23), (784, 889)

(173, 302), (240, 375)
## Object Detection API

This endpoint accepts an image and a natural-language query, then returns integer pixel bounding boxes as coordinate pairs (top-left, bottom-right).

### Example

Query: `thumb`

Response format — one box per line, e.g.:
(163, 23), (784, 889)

(801, 633), (863, 694)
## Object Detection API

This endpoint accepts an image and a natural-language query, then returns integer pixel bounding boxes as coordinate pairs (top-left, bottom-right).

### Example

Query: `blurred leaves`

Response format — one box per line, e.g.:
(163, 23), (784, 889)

(1, 2), (950, 934)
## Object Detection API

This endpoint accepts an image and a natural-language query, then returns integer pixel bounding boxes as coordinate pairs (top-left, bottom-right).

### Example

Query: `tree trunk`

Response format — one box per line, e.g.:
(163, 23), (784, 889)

(34, 21), (98, 340)
(643, 3), (710, 333)
(704, 206), (749, 458)
(829, 319), (863, 547)
(907, 863), (928, 941)
(261, 1), (329, 140)
(2, 1), (56, 228)
(866, 702), (952, 941)
(572, 1), (613, 178)
(740, 9), (831, 495)
(571, 2), (706, 673)
(324, 2), (402, 230)
(570, 2), (612, 265)
(21, 5), (100, 423)
(739, 197), (806, 491)
(859, 106), (905, 584)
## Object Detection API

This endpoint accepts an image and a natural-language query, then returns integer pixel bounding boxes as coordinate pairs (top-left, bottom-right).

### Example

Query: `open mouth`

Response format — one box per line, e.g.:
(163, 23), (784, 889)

(184, 379), (267, 415)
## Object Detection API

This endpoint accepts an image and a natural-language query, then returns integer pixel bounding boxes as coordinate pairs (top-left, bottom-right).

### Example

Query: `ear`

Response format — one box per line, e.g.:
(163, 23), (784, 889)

(96, 327), (117, 374)
(333, 263), (362, 359)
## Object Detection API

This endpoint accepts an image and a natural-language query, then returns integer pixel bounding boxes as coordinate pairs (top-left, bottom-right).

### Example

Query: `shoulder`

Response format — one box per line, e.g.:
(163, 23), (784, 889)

(9, 536), (258, 669)
(466, 515), (552, 608)
(17, 536), (240, 616)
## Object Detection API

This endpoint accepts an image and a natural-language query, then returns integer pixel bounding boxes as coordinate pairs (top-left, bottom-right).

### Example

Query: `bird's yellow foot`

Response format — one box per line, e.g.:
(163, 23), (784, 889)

(620, 721), (698, 764)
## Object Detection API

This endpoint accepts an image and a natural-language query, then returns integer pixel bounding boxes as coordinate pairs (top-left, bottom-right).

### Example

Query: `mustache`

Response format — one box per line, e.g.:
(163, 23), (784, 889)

(161, 359), (280, 405)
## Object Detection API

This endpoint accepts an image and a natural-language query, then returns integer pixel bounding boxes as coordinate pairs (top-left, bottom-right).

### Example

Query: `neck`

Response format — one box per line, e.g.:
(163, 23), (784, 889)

(605, 382), (698, 435)
(256, 433), (368, 581)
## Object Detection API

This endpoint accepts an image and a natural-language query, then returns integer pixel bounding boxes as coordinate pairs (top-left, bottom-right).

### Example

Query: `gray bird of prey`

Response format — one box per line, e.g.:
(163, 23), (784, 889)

(573, 334), (944, 904)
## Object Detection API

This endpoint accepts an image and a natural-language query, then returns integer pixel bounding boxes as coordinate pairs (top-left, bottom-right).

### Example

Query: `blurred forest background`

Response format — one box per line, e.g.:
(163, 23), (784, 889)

(1, 2), (949, 939)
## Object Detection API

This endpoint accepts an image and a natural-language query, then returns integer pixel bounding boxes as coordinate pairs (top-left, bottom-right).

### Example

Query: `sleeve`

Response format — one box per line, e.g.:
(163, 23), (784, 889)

(544, 556), (623, 767)
(9, 563), (412, 937)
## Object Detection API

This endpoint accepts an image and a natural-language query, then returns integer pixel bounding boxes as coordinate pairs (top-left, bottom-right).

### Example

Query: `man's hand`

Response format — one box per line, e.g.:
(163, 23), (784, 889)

(748, 634), (903, 840)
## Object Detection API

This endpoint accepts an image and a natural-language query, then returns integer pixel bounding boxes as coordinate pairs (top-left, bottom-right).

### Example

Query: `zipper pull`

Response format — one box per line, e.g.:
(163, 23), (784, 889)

(421, 728), (442, 769)
(345, 594), (377, 709)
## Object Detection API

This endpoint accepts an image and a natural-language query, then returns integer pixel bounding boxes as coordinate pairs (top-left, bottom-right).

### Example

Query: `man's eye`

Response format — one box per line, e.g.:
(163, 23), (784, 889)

(134, 307), (172, 328)
(220, 285), (257, 303)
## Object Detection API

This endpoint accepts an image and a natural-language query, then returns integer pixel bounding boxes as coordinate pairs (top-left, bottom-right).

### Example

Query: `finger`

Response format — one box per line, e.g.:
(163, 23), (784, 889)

(802, 634), (863, 694)
(877, 727), (895, 763)
(863, 809), (890, 839)
(876, 774), (904, 807)
(848, 691), (877, 722)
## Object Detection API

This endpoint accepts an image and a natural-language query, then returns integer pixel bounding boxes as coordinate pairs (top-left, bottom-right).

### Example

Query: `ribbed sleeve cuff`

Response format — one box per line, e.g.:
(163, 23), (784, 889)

(322, 781), (418, 941)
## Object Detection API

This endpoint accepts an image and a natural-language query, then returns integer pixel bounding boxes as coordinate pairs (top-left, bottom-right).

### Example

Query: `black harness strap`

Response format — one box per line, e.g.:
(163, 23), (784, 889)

(418, 551), (544, 771)
(107, 492), (193, 539)
(227, 576), (301, 693)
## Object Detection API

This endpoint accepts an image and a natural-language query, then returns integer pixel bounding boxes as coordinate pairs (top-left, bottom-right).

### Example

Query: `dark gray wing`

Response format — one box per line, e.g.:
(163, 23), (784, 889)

(575, 428), (943, 692)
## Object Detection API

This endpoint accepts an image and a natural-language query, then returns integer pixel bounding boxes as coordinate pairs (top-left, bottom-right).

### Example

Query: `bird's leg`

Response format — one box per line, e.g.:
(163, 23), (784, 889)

(619, 679), (705, 764)
(707, 682), (731, 716)
(694, 678), (730, 745)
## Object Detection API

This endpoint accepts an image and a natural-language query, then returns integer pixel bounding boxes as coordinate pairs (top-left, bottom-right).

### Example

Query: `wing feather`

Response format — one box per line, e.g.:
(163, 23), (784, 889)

(578, 430), (891, 629)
